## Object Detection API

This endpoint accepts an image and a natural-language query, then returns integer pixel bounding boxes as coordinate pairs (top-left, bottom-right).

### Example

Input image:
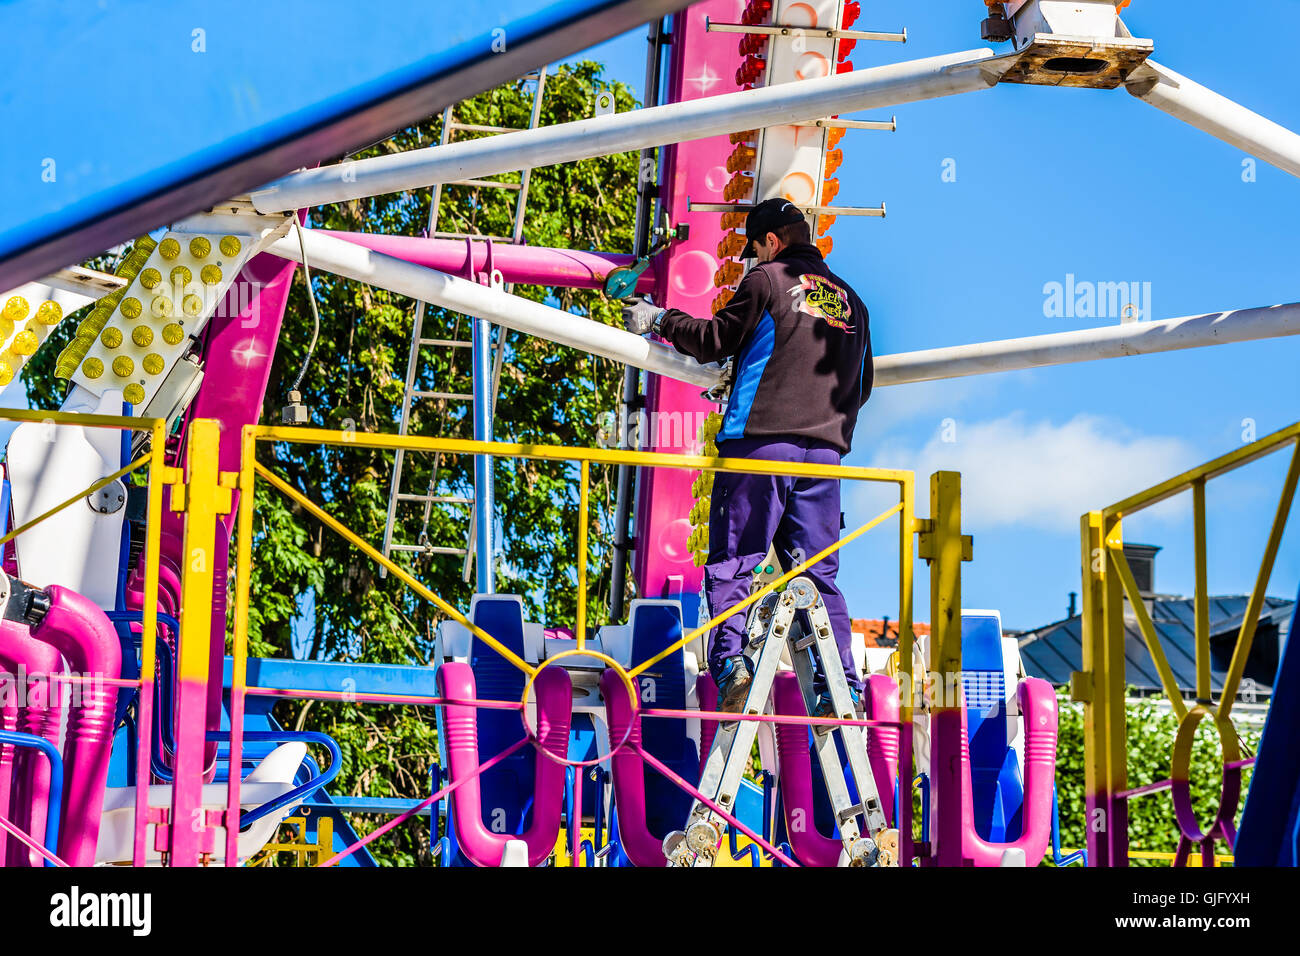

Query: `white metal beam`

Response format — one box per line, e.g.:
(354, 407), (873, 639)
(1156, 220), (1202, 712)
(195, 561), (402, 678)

(873, 302), (1300, 386)
(265, 229), (725, 389)
(250, 48), (1000, 212)
(1127, 59), (1300, 180)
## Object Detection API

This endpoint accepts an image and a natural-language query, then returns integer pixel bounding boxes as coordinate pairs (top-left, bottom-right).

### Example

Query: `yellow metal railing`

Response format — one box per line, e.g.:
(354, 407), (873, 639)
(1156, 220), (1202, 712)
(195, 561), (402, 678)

(0, 407), (168, 867)
(224, 423), (938, 865)
(1077, 421), (1300, 867)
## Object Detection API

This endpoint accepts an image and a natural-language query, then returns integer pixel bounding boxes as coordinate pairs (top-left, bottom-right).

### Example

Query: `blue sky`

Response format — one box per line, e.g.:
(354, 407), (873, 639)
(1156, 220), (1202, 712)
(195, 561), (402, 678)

(563, 1), (1300, 630)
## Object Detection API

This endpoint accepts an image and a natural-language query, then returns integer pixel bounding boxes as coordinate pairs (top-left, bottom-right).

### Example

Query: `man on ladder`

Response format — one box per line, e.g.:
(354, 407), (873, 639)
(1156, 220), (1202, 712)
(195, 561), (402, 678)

(623, 198), (874, 720)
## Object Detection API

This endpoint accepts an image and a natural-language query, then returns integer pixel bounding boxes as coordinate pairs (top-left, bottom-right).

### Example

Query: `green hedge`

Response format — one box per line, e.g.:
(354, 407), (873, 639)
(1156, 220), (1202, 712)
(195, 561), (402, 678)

(1053, 693), (1260, 865)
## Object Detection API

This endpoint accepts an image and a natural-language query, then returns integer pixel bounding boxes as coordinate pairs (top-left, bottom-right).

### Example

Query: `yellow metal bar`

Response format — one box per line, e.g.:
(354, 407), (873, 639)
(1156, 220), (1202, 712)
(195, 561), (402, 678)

(0, 453), (151, 547)
(928, 471), (963, 686)
(576, 460), (590, 651)
(628, 501), (904, 681)
(1107, 539), (1188, 720)
(170, 418), (232, 866)
(1078, 511), (1111, 864)
(0, 407), (163, 431)
(1103, 423), (1300, 518)
(897, 473), (915, 725)
(1101, 513), (1130, 865)
(1192, 479), (1210, 703)
(254, 460), (536, 676)
(1218, 441), (1300, 713)
(132, 421), (167, 867)
(250, 425), (911, 485)
(226, 425), (258, 865)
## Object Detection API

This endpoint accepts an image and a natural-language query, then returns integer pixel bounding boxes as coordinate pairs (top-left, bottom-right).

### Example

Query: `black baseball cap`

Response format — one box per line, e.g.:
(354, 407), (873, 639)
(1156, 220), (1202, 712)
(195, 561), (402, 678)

(738, 198), (806, 260)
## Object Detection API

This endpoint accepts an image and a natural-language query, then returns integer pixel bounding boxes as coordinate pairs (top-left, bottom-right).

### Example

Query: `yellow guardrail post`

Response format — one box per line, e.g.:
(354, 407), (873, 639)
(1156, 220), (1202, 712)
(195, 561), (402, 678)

(167, 418), (236, 866)
(919, 470), (970, 865)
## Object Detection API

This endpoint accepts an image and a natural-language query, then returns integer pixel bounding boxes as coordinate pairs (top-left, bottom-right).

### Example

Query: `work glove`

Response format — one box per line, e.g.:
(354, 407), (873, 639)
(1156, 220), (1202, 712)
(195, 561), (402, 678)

(622, 295), (665, 337)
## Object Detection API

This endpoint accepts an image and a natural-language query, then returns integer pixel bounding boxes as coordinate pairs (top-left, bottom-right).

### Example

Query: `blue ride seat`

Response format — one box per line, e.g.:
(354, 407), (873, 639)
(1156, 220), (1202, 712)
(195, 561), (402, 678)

(626, 601), (697, 837)
(464, 595), (537, 837)
(961, 611), (1026, 843)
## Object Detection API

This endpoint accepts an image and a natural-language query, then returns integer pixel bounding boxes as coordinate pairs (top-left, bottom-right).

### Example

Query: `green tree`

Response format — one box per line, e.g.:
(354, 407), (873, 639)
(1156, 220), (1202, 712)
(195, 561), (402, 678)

(26, 62), (642, 865)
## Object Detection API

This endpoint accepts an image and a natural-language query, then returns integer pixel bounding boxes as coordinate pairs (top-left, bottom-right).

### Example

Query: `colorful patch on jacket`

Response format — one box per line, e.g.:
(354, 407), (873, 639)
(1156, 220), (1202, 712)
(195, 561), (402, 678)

(790, 274), (853, 330)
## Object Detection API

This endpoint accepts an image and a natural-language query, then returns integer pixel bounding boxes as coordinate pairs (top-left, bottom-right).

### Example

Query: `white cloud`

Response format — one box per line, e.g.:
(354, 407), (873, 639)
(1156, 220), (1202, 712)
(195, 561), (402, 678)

(862, 413), (1197, 533)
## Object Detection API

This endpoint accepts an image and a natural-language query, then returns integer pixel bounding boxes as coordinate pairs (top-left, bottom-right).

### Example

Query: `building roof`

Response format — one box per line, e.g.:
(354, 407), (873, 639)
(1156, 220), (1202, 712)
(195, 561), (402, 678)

(1015, 595), (1293, 697)
(852, 619), (930, 650)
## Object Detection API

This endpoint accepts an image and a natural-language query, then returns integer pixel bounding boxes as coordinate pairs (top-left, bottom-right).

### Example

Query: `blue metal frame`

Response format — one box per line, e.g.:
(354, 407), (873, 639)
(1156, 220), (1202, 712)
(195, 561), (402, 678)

(0, 728), (63, 866)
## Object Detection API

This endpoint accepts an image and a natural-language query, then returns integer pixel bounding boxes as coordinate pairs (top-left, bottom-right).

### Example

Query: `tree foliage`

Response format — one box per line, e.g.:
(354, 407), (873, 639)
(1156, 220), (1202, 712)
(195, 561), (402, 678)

(26, 63), (641, 865)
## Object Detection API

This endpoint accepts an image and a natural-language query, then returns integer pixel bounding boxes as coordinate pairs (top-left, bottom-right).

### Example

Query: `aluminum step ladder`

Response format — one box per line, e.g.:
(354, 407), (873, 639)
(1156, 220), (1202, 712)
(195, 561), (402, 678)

(664, 577), (899, 867)
(380, 68), (547, 580)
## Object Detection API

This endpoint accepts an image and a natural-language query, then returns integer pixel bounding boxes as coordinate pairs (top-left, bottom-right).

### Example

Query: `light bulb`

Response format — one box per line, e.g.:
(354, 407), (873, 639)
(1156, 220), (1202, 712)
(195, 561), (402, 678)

(123, 383), (146, 405)
(158, 237), (181, 260)
(142, 353), (165, 375)
(120, 297), (143, 319)
(219, 235), (241, 257)
(2, 296), (28, 322)
(200, 264), (222, 286)
(169, 266), (192, 288)
(82, 357), (104, 379)
(189, 236), (211, 259)
(11, 330), (38, 356)
(182, 294), (203, 317)
(161, 323), (186, 346)
(151, 296), (174, 319)
(36, 300), (63, 325)
(132, 325), (153, 347)
(112, 355), (134, 378)
(101, 327), (123, 349)
(139, 268), (162, 290)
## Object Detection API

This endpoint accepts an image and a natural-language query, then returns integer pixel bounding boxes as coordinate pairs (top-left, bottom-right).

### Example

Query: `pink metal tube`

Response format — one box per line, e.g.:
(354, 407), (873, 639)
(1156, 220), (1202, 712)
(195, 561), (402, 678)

(0, 619), (64, 867)
(773, 673), (902, 866)
(437, 662), (572, 867)
(32, 586), (122, 866)
(600, 668), (666, 867)
(0, 655), (14, 866)
(863, 673), (900, 826)
(936, 677), (1059, 867)
(696, 673), (719, 773)
(322, 231), (655, 293)
(772, 673), (842, 866)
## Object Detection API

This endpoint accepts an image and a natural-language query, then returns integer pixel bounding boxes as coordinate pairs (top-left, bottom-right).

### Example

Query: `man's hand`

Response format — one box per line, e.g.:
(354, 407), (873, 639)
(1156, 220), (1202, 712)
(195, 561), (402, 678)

(621, 295), (665, 336)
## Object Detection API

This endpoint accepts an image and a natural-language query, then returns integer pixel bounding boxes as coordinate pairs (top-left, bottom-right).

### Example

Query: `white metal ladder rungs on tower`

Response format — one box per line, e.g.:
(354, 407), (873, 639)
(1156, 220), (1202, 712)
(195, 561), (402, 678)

(380, 68), (548, 579)
(664, 577), (899, 868)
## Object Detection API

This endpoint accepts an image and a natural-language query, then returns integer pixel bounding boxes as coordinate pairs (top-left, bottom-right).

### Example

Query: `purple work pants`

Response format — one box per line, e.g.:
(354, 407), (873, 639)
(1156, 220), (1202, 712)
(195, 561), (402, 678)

(703, 436), (861, 693)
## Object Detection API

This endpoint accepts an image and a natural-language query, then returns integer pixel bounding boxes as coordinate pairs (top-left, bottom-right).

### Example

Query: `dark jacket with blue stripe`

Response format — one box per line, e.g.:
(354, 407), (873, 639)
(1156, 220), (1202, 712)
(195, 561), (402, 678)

(658, 243), (872, 454)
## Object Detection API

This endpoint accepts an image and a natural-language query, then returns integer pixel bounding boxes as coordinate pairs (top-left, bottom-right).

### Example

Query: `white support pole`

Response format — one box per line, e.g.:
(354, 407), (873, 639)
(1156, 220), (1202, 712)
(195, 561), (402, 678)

(250, 48), (1000, 212)
(873, 302), (1300, 387)
(265, 229), (725, 389)
(1127, 60), (1300, 180)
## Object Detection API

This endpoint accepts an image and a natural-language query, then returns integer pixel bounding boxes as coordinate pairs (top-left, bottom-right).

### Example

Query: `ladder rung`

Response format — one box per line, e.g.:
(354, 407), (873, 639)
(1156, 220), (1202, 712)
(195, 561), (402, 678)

(448, 179), (522, 190)
(411, 391), (474, 401)
(448, 122), (529, 135)
(389, 544), (469, 556)
(396, 493), (472, 505)
(418, 338), (473, 348)
(430, 230), (520, 243)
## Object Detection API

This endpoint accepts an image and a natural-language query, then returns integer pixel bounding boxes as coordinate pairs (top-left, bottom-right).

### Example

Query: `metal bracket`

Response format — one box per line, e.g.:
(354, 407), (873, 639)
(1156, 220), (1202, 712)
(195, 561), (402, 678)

(705, 19), (906, 44)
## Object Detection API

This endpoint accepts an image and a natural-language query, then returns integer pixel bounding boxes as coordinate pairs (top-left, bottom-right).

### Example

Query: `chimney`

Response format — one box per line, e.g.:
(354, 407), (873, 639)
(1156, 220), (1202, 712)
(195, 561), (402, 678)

(1068, 591), (1077, 618)
(1122, 543), (1161, 598)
